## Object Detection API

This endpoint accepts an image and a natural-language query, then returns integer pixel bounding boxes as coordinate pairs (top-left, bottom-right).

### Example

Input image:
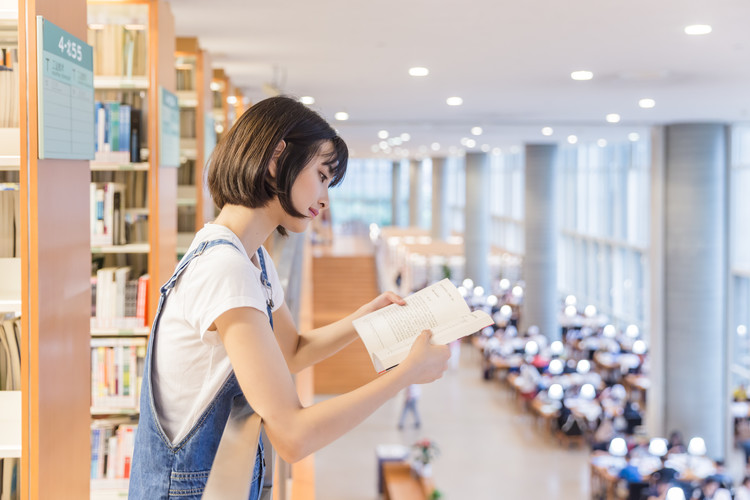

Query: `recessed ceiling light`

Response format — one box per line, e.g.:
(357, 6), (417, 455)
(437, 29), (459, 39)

(378, 130), (389, 139)
(227, 96), (238, 105)
(431, 142), (441, 151)
(299, 96), (315, 105)
(409, 66), (429, 77)
(597, 139), (607, 147)
(209, 81), (221, 92)
(334, 112), (349, 121)
(465, 139), (476, 148)
(639, 98), (656, 109)
(571, 70), (594, 81)
(400, 133), (411, 141)
(541, 127), (554, 136)
(606, 113), (621, 123)
(628, 132), (640, 142)
(685, 24), (712, 35)
(88, 23), (106, 30)
(567, 135), (578, 144)
(492, 148), (502, 155)
(379, 141), (388, 149)
(481, 144), (490, 152)
(125, 24), (146, 31)
(471, 127), (483, 136)
(446, 96), (463, 106)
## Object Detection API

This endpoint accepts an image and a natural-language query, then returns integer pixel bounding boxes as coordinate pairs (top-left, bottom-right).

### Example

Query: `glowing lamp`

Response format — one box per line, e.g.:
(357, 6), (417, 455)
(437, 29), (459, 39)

(648, 438), (668, 457)
(576, 359), (591, 374)
(632, 340), (647, 355)
(666, 487), (686, 500)
(473, 286), (485, 297)
(462, 278), (474, 290)
(548, 359), (564, 375)
(626, 324), (640, 338)
(548, 383), (564, 400)
(511, 285), (523, 298)
(486, 295), (498, 307)
(457, 286), (468, 298)
(524, 341), (539, 356)
(565, 305), (577, 317)
(499, 278), (510, 290)
(584, 305), (597, 317)
(565, 295), (577, 306)
(500, 305), (513, 318)
(608, 437), (628, 457)
(580, 383), (596, 400)
(603, 325), (616, 338)
(688, 437), (706, 456)
(550, 341), (564, 356)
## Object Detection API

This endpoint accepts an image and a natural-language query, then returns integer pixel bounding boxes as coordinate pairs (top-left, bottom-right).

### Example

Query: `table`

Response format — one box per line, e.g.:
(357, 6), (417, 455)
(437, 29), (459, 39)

(382, 461), (435, 500)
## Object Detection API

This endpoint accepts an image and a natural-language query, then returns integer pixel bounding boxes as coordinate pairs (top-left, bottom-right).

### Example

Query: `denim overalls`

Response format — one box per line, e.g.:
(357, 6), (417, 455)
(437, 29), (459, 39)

(129, 239), (271, 499)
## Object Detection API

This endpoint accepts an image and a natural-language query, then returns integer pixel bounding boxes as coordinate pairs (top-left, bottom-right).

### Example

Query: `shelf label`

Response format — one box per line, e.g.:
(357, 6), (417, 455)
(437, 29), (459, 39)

(159, 87), (180, 167)
(36, 16), (94, 160)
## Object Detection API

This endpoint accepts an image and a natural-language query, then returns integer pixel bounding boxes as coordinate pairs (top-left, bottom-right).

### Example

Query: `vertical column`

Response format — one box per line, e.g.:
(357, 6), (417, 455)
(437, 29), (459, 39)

(522, 144), (559, 340)
(390, 160), (401, 226)
(464, 152), (491, 291)
(18, 0), (91, 497)
(662, 123), (728, 458)
(409, 159), (421, 227)
(431, 156), (449, 241)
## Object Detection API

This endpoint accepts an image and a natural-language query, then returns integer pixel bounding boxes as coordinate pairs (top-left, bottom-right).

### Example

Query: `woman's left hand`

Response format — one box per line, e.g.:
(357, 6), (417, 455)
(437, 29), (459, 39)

(355, 291), (406, 318)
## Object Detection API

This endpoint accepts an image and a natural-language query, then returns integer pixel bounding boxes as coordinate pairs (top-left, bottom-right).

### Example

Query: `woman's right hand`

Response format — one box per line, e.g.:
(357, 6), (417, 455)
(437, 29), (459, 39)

(398, 331), (451, 384)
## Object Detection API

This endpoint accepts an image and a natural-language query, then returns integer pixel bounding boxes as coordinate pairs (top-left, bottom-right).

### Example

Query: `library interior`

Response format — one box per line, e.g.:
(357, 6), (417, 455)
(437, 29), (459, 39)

(1, 0), (750, 499)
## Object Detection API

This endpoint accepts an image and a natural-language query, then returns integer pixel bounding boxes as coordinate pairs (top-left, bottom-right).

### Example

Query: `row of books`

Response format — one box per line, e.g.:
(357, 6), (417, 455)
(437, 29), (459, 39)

(91, 419), (138, 480)
(91, 268), (148, 330)
(0, 317), (20, 391)
(0, 186), (19, 258)
(95, 101), (142, 163)
(180, 108), (196, 139)
(87, 25), (147, 78)
(0, 48), (19, 128)
(91, 337), (146, 410)
(176, 65), (195, 91)
(0, 457), (18, 500)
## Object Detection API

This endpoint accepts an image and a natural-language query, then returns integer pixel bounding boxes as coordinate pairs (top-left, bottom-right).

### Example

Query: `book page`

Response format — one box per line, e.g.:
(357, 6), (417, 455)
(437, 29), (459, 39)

(373, 310), (493, 372)
(353, 279), (468, 361)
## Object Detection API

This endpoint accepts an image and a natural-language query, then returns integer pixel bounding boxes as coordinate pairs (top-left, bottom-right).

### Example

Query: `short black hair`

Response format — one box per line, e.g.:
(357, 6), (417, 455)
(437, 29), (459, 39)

(207, 96), (348, 235)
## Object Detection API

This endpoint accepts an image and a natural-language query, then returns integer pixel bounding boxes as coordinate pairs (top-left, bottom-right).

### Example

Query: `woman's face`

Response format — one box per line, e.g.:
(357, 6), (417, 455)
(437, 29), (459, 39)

(283, 141), (334, 232)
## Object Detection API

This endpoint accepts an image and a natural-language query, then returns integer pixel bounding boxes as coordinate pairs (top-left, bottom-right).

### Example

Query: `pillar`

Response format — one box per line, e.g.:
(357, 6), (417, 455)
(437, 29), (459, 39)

(464, 152), (491, 291)
(431, 156), (449, 241)
(409, 159), (421, 227)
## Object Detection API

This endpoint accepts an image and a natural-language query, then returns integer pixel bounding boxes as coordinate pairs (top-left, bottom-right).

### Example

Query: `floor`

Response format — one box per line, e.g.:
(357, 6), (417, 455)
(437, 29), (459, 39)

(314, 345), (591, 500)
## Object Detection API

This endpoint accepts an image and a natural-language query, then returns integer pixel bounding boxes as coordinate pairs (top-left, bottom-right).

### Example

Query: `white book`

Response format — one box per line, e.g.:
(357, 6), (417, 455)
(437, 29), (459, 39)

(352, 279), (492, 373)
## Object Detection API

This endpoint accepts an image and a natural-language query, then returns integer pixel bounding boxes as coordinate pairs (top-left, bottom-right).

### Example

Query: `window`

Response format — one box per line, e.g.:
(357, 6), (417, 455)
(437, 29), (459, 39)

(328, 158), (394, 230)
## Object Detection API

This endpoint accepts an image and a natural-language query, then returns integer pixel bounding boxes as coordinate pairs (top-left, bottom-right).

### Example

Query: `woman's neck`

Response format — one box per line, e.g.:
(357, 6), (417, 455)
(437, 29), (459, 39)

(212, 204), (278, 257)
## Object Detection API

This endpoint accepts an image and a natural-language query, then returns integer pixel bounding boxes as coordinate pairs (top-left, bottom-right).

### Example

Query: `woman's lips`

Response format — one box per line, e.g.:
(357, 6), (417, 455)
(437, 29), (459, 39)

(309, 207), (319, 217)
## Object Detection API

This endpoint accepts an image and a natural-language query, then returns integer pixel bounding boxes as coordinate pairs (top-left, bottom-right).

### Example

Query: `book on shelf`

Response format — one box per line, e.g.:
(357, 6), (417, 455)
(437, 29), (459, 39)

(352, 279), (493, 373)
(87, 25), (147, 79)
(92, 267), (147, 329)
(0, 48), (19, 128)
(90, 182), (126, 247)
(0, 317), (21, 391)
(94, 101), (141, 163)
(0, 185), (19, 258)
(91, 418), (138, 480)
(90, 337), (146, 411)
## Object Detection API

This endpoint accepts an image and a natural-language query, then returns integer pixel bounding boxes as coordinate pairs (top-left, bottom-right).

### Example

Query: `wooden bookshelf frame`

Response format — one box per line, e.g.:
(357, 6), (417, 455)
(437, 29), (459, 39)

(18, 0), (91, 497)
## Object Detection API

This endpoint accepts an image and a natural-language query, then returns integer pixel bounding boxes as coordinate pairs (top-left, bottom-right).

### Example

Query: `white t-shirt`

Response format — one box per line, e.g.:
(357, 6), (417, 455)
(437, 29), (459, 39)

(152, 224), (284, 444)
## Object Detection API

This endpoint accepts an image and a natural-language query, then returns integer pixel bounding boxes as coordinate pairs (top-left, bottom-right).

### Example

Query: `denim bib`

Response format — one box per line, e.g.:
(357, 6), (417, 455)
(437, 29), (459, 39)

(129, 239), (270, 499)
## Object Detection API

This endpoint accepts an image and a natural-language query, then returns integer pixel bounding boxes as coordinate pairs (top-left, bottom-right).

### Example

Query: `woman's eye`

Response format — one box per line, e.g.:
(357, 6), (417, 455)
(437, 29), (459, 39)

(319, 172), (328, 182)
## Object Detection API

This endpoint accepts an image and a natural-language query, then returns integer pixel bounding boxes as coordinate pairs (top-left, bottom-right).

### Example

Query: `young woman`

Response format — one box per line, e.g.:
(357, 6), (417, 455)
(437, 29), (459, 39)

(129, 96), (451, 499)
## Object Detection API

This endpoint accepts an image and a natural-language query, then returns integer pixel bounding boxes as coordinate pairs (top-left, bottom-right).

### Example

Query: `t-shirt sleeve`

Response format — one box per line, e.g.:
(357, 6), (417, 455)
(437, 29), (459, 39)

(181, 246), (271, 344)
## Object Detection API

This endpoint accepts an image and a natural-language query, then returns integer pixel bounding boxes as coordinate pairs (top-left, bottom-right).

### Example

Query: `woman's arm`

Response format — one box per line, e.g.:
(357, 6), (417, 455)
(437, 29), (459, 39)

(216, 305), (448, 463)
(273, 291), (405, 373)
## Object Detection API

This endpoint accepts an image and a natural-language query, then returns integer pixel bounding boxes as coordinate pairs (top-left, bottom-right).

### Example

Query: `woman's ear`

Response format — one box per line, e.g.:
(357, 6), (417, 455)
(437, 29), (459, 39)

(268, 140), (287, 178)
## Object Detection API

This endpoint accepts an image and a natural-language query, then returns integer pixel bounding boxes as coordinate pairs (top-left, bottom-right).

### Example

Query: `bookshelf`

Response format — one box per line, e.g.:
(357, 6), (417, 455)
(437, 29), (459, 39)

(175, 37), (215, 256)
(87, 0), (177, 496)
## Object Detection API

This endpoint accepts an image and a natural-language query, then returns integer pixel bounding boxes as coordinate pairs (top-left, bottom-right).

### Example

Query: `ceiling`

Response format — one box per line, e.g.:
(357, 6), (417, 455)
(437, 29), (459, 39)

(166, 0), (750, 159)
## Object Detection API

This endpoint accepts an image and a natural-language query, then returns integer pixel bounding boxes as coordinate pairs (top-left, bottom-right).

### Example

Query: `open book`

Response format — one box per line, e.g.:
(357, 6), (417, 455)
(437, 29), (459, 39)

(353, 279), (493, 373)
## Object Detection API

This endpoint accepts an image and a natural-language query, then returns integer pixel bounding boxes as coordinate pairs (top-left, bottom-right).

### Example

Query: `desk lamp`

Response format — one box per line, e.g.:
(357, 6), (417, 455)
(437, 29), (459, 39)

(584, 305), (597, 317)
(565, 294), (577, 306)
(473, 286), (485, 298)
(632, 340), (647, 355)
(548, 383), (564, 401)
(580, 383), (596, 400)
(577, 359), (591, 375)
(565, 305), (578, 317)
(608, 437), (628, 457)
(500, 305), (513, 319)
(648, 438), (668, 457)
(511, 285), (523, 298)
(457, 286), (468, 298)
(603, 325), (616, 338)
(548, 359), (564, 376)
(626, 325), (640, 339)
(550, 341), (564, 357)
(666, 487), (686, 500)
(486, 295), (498, 307)
(499, 278), (510, 291)
(462, 278), (474, 291)
(688, 437), (706, 456)
(524, 341), (539, 356)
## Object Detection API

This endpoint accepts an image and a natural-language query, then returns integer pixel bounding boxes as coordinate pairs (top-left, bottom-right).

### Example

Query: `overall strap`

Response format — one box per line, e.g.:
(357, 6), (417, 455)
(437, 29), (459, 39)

(257, 248), (274, 330)
(161, 239), (238, 296)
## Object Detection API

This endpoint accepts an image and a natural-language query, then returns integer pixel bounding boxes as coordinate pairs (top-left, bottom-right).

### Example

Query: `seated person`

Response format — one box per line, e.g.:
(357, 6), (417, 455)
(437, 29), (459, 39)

(707, 460), (733, 490)
(557, 400), (584, 436)
(622, 400), (643, 434)
(667, 430), (686, 454)
(695, 477), (731, 500)
(734, 475), (750, 500)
